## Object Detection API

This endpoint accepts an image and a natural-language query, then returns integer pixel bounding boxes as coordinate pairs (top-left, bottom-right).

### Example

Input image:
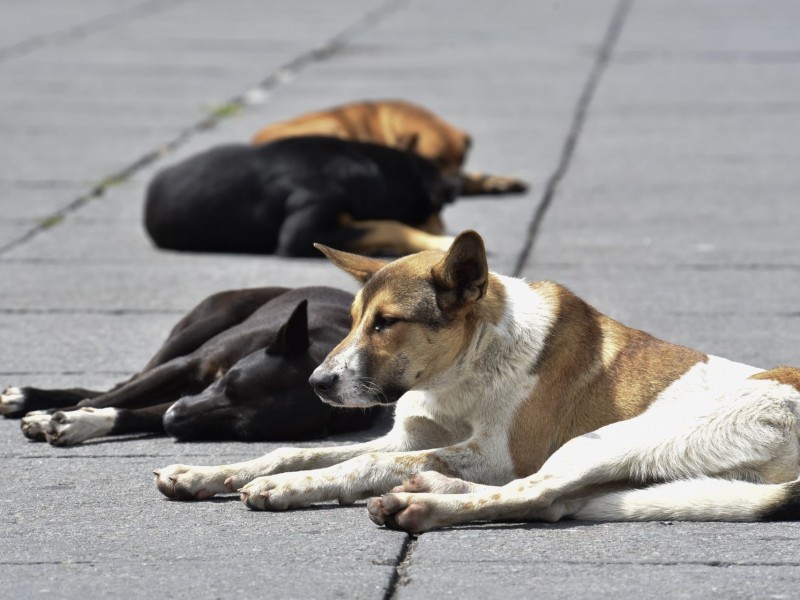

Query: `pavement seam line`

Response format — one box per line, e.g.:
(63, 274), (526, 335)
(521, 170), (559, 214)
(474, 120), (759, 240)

(0, 0), (408, 257)
(383, 534), (417, 600)
(0, 308), (185, 315)
(511, 0), (633, 277)
(0, 0), (193, 64)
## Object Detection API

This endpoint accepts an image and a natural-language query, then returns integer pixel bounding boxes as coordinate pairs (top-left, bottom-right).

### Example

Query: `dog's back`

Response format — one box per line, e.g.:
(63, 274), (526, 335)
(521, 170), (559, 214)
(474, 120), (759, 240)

(162, 286), (376, 441)
(252, 100), (470, 174)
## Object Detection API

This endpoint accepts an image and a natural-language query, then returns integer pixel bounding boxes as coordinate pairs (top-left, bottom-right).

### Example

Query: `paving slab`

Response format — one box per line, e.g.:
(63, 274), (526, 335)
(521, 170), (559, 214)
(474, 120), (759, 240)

(2, 420), (402, 599)
(399, 520), (800, 598)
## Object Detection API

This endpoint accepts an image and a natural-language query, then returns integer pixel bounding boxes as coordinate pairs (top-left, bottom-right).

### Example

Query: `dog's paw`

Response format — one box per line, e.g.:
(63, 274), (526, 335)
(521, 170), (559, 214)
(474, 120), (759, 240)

(21, 411), (52, 441)
(481, 174), (528, 195)
(44, 407), (116, 446)
(154, 465), (227, 501)
(367, 492), (438, 533)
(0, 387), (27, 418)
(238, 476), (296, 511)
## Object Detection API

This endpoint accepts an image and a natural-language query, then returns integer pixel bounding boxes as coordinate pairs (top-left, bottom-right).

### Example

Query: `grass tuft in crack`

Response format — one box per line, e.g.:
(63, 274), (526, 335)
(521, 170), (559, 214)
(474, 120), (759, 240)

(209, 102), (242, 120)
(39, 214), (64, 229)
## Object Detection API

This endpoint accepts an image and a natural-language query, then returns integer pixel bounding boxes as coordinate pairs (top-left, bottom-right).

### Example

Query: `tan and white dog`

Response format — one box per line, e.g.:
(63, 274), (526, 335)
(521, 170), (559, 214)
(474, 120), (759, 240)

(154, 231), (800, 531)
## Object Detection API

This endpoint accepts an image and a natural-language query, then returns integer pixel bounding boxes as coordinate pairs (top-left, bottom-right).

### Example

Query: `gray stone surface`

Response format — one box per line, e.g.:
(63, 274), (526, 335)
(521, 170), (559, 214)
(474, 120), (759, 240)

(2, 0), (799, 598)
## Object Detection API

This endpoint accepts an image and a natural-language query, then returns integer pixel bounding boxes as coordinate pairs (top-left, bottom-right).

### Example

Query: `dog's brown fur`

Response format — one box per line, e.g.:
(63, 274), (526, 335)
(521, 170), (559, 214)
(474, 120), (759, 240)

(252, 100), (527, 196)
(153, 232), (800, 532)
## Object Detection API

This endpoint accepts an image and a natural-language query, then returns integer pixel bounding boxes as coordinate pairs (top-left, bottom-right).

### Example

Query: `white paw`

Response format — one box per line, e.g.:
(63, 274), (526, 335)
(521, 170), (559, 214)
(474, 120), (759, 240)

(21, 411), (52, 441)
(238, 474), (312, 511)
(44, 407), (117, 446)
(154, 464), (232, 500)
(0, 387), (25, 416)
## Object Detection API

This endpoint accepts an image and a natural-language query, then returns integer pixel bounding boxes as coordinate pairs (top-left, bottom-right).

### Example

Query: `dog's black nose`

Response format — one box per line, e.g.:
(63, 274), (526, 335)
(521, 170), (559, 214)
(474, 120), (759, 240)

(309, 371), (339, 396)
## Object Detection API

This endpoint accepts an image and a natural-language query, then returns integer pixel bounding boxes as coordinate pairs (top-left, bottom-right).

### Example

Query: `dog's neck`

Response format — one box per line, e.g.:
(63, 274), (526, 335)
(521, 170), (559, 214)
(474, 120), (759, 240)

(402, 275), (554, 424)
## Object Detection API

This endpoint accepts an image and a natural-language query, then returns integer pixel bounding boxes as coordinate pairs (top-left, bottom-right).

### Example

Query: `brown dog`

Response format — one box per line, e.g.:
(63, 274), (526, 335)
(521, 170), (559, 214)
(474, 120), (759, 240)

(252, 100), (527, 196)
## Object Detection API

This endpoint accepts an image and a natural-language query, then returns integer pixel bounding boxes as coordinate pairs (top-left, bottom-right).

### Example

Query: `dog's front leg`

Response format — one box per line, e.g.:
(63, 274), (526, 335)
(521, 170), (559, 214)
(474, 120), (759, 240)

(237, 444), (489, 511)
(154, 436), (402, 500)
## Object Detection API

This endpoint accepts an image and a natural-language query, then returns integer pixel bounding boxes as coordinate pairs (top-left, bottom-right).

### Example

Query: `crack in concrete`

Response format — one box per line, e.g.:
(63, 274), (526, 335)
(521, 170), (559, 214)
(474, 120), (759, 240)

(0, 0), (192, 64)
(420, 558), (800, 568)
(0, 370), (135, 376)
(0, 308), (184, 315)
(383, 534), (416, 600)
(512, 0), (633, 277)
(0, 0), (408, 257)
(0, 560), (96, 566)
(530, 262), (800, 271)
(5, 453), (166, 460)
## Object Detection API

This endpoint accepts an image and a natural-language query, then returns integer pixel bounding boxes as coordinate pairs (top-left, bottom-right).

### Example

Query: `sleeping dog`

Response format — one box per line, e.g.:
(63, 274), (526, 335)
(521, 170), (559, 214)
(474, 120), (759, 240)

(154, 231), (800, 529)
(2, 287), (376, 445)
(252, 99), (528, 196)
(145, 136), (461, 257)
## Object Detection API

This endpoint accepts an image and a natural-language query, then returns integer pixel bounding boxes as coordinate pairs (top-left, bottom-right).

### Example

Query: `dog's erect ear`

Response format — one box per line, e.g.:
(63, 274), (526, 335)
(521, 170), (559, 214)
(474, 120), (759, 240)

(314, 244), (388, 284)
(431, 230), (488, 312)
(395, 132), (419, 153)
(267, 300), (310, 358)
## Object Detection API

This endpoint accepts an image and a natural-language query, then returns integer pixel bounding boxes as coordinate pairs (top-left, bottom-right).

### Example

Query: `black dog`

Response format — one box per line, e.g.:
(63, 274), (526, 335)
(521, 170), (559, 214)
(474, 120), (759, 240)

(2, 286), (376, 445)
(144, 136), (460, 257)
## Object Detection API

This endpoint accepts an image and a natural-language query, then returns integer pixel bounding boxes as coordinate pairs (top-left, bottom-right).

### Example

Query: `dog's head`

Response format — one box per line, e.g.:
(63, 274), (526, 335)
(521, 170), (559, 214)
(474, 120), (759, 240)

(309, 230), (494, 407)
(163, 301), (332, 441)
(394, 130), (472, 177)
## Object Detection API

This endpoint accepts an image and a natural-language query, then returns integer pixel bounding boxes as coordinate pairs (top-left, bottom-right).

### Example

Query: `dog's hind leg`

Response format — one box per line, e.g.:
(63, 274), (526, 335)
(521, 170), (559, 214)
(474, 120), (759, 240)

(142, 287), (288, 370)
(569, 477), (800, 522)
(343, 220), (454, 255)
(371, 380), (800, 531)
(81, 357), (201, 410)
(279, 206), (454, 256)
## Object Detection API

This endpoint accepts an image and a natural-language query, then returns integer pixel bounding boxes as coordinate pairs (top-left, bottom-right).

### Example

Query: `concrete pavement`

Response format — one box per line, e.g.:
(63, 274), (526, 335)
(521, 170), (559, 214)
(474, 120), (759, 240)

(2, 0), (799, 597)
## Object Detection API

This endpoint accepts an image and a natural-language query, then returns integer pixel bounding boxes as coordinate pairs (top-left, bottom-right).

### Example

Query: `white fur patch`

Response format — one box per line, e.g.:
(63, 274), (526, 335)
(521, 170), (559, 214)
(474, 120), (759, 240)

(21, 411), (52, 440)
(574, 478), (788, 521)
(0, 386), (24, 415)
(45, 407), (117, 446)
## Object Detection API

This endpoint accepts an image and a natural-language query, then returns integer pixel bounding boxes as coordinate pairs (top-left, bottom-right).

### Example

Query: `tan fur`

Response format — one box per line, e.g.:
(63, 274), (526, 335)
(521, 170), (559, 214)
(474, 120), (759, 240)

(253, 100), (470, 175)
(252, 100), (528, 196)
(750, 366), (800, 391)
(508, 282), (707, 477)
(335, 249), (485, 392)
(153, 231), (800, 529)
(345, 220), (453, 255)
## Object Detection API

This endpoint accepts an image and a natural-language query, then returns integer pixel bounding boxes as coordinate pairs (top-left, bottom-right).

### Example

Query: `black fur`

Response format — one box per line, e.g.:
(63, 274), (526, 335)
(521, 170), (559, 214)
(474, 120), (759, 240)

(11, 287), (377, 442)
(760, 481), (800, 521)
(144, 136), (458, 256)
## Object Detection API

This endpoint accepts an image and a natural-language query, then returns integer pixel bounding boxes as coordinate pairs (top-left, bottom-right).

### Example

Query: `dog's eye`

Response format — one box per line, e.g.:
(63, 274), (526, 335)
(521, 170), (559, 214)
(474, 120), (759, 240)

(373, 315), (399, 332)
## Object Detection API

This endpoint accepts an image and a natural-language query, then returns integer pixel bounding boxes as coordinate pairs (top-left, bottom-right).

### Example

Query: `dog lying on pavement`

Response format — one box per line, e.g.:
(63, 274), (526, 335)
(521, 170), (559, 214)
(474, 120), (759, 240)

(145, 136), (464, 257)
(154, 231), (800, 529)
(3, 286), (376, 445)
(252, 99), (527, 196)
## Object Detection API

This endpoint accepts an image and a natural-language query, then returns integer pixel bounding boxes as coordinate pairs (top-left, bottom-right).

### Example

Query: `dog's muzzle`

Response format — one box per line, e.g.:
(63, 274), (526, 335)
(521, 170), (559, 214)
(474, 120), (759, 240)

(308, 369), (340, 404)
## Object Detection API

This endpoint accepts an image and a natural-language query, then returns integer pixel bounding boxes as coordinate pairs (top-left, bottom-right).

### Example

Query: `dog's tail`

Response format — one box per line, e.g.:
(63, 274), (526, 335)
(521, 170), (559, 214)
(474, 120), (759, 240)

(572, 478), (800, 522)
